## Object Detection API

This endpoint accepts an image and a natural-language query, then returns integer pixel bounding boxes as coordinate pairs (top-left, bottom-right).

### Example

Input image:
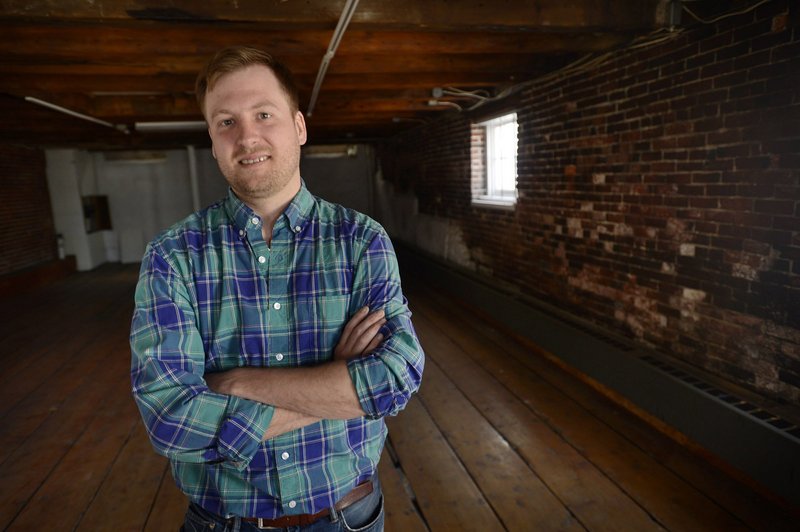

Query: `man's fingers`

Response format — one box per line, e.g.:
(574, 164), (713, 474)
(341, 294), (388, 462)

(364, 333), (383, 354)
(341, 305), (370, 337)
(344, 308), (384, 342)
(352, 309), (385, 336)
(335, 307), (369, 356)
(351, 318), (386, 354)
(335, 307), (387, 359)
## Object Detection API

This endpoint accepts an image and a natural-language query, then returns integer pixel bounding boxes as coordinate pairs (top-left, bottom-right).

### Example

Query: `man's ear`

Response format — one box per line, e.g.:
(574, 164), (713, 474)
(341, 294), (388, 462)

(295, 111), (307, 146)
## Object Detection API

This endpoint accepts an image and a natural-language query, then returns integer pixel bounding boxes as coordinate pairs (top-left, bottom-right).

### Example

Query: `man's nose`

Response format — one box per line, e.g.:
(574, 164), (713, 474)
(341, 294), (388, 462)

(237, 119), (260, 147)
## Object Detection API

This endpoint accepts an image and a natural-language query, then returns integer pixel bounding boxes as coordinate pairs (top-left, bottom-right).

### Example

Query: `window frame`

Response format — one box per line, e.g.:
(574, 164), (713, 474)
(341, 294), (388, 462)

(471, 111), (518, 208)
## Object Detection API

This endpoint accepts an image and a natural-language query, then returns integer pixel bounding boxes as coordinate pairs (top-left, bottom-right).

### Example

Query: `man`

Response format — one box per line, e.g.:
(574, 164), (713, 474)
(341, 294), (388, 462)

(130, 46), (424, 531)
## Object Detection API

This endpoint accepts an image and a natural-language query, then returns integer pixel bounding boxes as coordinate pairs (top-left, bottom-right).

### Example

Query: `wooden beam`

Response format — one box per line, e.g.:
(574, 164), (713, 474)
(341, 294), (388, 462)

(303, 71), (550, 90)
(0, 0), (662, 31)
(0, 22), (637, 60)
(3, 52), (555, 77)
(21, 93), (204, 121)
(326, 53), (568, 75)
(0, 74), (196, 94)
(338, 29), (636, 54)
(0, 69), (526, 94)
(0, 22), (330, 58)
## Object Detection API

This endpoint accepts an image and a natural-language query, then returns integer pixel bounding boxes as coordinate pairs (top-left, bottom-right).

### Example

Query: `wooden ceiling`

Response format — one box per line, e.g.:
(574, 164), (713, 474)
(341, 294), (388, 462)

(0, 0), (667, 149)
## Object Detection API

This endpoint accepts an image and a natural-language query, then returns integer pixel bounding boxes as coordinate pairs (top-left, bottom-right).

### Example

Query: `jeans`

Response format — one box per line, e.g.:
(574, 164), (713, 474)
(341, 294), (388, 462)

(180, 476), (384, 532)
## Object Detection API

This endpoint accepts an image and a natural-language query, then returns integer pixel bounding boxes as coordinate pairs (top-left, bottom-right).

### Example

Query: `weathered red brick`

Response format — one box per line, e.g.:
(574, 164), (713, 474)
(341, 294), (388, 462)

(378, 5), (800, 405)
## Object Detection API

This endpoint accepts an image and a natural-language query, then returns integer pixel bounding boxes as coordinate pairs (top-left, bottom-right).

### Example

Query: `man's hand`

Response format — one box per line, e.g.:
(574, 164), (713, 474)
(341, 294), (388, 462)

(334, 306), (386, 361)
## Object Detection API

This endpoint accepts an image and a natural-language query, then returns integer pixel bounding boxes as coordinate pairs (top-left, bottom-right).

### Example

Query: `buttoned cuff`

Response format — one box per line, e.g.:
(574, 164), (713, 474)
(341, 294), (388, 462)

(215, 399), (273, 470)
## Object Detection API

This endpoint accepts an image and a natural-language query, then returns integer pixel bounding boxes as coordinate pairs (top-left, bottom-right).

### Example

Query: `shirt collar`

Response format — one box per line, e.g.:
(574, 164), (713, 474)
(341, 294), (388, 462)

(223, 181), (314, 235)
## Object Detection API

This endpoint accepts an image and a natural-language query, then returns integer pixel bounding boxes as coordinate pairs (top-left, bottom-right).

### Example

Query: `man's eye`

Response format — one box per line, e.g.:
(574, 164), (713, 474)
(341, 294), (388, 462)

(258, 112), (272, 119)
(219, 119), (233, 127)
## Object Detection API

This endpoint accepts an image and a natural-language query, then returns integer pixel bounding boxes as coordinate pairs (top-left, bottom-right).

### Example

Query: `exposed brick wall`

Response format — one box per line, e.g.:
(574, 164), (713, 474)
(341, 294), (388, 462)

(0, 144), (58, 275)
(380, 1), (800, 404)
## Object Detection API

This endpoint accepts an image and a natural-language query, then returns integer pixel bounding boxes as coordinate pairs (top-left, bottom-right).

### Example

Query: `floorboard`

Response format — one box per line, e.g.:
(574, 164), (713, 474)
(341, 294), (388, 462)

(378, 446), (429, 531)
(1, 263), (797, 531)
(9, 385), (138, 530)
(444, 291), (797, 531)
(414, 290), (755, 531)
(411, 310), (661, 531)
(418, 281), (800, 530)
(76, 422), (168, 531)
(416, 357), (582, 531)
(143, 465), (189, 532)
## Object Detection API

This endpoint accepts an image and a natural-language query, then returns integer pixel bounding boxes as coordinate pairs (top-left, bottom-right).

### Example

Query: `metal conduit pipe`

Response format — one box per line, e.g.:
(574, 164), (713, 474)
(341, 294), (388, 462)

(306, 0), (360, 117)
(24, 96), (130, 134)
(187, 145), (201, 212)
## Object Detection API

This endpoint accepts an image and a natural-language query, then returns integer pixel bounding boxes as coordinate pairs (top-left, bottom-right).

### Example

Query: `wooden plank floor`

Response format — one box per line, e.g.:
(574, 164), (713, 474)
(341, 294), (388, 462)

(1, 263), (798, 531)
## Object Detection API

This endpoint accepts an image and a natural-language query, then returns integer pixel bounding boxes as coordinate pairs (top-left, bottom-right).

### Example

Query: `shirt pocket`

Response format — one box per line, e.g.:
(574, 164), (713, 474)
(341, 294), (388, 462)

(295, 294), (350, 362)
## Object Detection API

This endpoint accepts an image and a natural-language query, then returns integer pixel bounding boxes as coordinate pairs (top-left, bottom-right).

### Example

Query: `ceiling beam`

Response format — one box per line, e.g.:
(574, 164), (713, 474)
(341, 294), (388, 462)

(0, 22), (639, 60)
(0, 0), (662, 31)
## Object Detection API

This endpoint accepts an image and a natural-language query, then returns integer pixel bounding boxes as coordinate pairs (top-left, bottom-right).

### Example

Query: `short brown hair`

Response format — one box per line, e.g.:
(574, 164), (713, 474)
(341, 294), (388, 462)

(195, 46), (300, 116)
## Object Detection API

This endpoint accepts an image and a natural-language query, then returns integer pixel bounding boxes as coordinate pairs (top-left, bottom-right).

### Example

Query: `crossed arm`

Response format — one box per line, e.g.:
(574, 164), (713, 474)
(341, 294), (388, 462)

(204, 306), (387, 440)
(132, 232), (423, 465)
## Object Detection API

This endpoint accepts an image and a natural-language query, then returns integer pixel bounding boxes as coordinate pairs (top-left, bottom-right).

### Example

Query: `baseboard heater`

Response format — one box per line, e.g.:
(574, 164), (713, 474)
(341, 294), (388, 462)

(397, 243), (800, 508)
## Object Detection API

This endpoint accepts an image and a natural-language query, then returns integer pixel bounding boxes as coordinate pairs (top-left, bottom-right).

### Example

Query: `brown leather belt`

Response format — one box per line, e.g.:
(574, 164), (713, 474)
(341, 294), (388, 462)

(241, 480), (373, 529)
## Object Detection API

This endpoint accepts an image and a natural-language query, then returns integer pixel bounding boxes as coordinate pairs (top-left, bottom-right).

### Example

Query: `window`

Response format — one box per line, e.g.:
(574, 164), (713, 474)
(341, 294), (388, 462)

(471, 112), (518, 206)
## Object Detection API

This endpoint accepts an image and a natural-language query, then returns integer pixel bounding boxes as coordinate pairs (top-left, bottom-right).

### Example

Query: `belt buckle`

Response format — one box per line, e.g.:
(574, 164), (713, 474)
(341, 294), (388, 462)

(256, 518), (282, 530)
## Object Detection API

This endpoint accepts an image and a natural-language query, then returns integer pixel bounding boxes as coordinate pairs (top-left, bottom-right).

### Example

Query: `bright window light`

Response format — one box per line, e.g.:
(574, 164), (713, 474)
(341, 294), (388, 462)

(472, 112), (518, 206)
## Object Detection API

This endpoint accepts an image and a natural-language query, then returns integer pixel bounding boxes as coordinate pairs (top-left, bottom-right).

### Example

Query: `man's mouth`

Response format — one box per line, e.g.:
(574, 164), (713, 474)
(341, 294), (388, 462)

(239, 154), (270, 165)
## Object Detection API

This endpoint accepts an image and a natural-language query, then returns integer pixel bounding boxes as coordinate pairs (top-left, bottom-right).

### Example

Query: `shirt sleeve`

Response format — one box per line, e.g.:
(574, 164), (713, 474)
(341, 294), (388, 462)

(130, 245), (273, 470)
(346, 230), (425, 419)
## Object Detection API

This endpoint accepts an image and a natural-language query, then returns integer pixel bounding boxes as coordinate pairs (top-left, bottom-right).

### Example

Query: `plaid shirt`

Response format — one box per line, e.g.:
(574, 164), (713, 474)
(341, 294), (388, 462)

(130, 184), (424, 518)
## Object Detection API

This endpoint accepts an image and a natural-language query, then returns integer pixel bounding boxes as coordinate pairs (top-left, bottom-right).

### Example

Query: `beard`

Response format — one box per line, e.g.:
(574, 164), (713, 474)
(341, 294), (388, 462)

(219, 142), (301, 201)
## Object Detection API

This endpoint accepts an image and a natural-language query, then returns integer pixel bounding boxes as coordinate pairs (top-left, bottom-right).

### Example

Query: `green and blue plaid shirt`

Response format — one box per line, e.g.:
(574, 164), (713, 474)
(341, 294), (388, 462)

(130, 184), (423, 518)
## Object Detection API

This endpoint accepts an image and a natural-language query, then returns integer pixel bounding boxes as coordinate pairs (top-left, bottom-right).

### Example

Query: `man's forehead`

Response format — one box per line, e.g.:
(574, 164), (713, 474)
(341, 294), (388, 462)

(211, 100), (281, 119)
(206, 67), (289, 116)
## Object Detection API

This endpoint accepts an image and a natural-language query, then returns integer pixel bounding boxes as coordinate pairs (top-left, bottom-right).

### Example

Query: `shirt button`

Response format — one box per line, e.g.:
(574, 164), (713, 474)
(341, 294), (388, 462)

(273, 302), (281, 310)
(281, 451), (290, 460)
(258, 256), (266, 264)
(294, 225), (301, 232)
(275, 353), (284, 361)
(288, 501), (297, 509)
(251, 217), (260, 225)
(238, 229), (245, 237)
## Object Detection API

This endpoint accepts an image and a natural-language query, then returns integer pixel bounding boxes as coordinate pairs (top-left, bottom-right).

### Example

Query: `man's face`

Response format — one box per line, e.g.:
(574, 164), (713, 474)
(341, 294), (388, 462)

(204, 64), (307, 203)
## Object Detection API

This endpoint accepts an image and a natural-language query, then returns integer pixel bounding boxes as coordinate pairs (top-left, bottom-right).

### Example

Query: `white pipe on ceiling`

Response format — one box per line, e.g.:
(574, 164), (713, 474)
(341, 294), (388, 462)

(135, 121), (207, 132)
(306, 0), (360, 117)
(24, 96), (130, 134)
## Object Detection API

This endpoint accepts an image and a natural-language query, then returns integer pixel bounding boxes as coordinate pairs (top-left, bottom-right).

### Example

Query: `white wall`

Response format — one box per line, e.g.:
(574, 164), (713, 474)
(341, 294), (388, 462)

(45, 145), (388, 269)
(46, 149), (95, 271)
(99, 148), (231, 263)
(300, 145), (374, 217)
(46, 147), (226, 269)
(99, 151), (191, 263)
(196, 148), (229, 208)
